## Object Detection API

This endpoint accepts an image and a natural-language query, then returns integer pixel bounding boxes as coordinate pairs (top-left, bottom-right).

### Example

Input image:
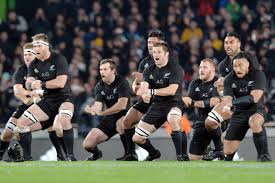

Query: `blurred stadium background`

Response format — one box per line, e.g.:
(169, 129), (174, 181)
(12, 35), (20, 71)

(0, 0), (274, 160)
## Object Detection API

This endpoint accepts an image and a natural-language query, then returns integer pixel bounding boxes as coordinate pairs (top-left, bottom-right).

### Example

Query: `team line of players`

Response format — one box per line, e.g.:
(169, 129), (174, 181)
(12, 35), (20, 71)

(0, 30), (271, 162)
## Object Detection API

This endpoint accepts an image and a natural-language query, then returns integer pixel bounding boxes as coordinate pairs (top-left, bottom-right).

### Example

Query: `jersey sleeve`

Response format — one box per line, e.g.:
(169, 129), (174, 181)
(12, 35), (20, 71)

(218, 61), (227, 77)
(211, 86), (219, 97)
(117, 79), (131, 98)
(138, 58), (145, 73)
(27, 61), (36, 78)
(143, 66), (151, 83)
(55, 55), (69, 76)
(94, 83), (103, 102)
(252, 71), (266, 91)
(223, 75), (234, 97)
(13, 67), (24, 85)
(169, 64), (183, 85)
(187, 80), (196, 99)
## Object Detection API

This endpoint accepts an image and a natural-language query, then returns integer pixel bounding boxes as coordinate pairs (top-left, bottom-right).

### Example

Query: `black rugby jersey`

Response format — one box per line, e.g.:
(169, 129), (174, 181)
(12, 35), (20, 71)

(218, 56), (232, 77)
(188, 76), (219, 122)
(218, 52), (259, 77)
(138, 55), (154, 73)
(143, 59), (183, 102)
(224, 70), (266, 112)
(95, 75), (131, 110)
(13, 64), (28, 88)
(28, 52), (70, 98)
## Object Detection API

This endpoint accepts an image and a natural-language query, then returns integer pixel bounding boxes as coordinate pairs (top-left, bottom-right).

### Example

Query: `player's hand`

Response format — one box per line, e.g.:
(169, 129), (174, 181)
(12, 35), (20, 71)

(136, 82), (149, 96)
(26, 78), (35, 90)
(23, 98), (33, 106)
(182, 97), (192, 107)
(142, 92), (151, 103)
(214, 77), (224, 87)
(132, 72), (143, 80)
(30, 89), (44, 97)
(84, 105), (97, 115)
(31, 80), (42, 90)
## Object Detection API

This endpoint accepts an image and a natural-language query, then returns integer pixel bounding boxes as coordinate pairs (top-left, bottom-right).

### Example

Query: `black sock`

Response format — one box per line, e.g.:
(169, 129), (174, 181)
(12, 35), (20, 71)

(124, 128), (136, 154)
(262, 127), (269, 154)
(253, 130), (266, 156)
(48, 131), (63, 157)
(0, 141), (10, 159)
(87, 146), (101, 155)
(181, 131), (188, 155)
(120, 134), (127, 154)
(63, 128), (74, 155)
(137, 139), (157, 155)
(19, 132), (32, 159)
(224, 153), (235, 161)
(209, 127), (223, 151)
(171, 131), (183, 156)
(57, 137), (67, 155)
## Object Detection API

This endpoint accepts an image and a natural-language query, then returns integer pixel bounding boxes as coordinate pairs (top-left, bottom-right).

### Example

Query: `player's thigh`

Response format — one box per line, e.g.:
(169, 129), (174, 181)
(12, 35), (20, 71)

(83, 128), (108, 148)
(123, 107), (144, 128)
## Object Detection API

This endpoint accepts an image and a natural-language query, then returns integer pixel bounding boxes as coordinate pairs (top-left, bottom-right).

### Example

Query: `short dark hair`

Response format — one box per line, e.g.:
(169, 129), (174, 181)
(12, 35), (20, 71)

(100, 58), (117, 71)
(153, 41), (169, 52)
(233, 51), (260, 72)
(226, 32), (241, 42)
(148, 29), (165, 40)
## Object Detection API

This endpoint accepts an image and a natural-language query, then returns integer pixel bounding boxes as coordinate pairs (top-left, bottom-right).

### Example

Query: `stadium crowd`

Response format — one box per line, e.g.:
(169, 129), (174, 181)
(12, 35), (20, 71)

(0, 0), (274, 137)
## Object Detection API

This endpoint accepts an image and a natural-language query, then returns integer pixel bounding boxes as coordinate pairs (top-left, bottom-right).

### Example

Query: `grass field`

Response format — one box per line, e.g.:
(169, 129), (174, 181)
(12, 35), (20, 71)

(0, 161), (275, 183)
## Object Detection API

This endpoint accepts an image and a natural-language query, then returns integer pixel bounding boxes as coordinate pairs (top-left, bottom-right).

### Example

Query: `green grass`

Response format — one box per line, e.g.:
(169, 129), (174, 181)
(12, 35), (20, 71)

(0, 161), (275, 183)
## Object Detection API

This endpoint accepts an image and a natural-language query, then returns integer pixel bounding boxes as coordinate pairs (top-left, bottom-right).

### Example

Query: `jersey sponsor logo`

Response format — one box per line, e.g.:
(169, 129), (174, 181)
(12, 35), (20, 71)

(231, 83), (237, 88)
(34, 68), (39, 73)
(50, 65), (56, 71)
(248, 81), (254, 86)
(209, 87), (213, 92)
(106, 95), (115, 100)
(101, 91), (105, 95)
(239, 87), (248, 93)
(156, 79), (164, 84)
(163, 72), (171, 78)
(149, 74), (154, 79)
(195, 87), (200, 91)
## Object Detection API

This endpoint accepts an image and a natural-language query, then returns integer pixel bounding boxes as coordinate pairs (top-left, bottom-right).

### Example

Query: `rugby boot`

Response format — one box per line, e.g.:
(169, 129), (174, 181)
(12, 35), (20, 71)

(144, 150), (161, 161)
(86, 150), (102, 161)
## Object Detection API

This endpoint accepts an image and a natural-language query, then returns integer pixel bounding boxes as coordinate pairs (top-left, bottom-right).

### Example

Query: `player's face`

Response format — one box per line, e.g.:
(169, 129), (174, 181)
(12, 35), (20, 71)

(233, 58), (249, 78)
(100, 63), (115, 82)
(224, 36), (240, 57)
(152, 46), (169, 67)
(199, 61), (213, 81)
(33, 44), (48, 60)
(148, 37), (160, 55)
(23, 52), (36, 67)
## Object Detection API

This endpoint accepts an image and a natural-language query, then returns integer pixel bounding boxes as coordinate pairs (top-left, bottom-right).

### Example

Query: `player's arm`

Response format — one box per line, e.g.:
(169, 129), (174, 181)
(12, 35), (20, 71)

(13, 84), (32, 105)
(154, 65), (182, 96)
(154, 84), (179, 96)
(84, 101), (103, 115)
(221, 75), (234, 111)
(233, 72), (266, 107)
(99, 97), (128, 116)
(132, 72), (143, 93)
(101, 79), (130, 115)
(32, 55), (69, 89)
